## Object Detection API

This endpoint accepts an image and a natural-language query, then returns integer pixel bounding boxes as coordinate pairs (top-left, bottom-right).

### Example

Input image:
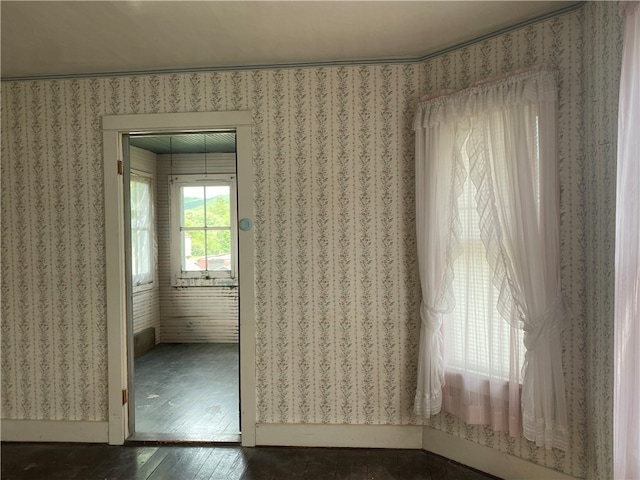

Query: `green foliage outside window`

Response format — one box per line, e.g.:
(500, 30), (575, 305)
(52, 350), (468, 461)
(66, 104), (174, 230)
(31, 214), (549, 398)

(183, 194), (231, 257)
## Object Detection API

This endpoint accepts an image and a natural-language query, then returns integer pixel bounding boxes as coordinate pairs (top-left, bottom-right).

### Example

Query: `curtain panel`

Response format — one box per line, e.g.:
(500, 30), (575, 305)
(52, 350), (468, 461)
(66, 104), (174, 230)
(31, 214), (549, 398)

(414, 67), (569, 450)
(614, 2), (640, 479)
(130, 174), (155, 287)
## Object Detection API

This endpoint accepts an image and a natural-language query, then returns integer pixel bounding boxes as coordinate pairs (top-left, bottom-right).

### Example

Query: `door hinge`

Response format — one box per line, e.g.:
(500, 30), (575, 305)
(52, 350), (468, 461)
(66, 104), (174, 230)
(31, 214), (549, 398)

(117, 160), (124, 176)
(122, 389), (128, 405)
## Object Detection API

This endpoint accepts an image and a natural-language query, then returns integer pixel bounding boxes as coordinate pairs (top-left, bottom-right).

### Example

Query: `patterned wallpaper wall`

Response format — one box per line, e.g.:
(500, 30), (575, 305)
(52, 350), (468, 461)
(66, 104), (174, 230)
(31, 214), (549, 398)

(582, 2), (623, 479)
(2, 77), (109, 422)
(0, 3), (621, 478)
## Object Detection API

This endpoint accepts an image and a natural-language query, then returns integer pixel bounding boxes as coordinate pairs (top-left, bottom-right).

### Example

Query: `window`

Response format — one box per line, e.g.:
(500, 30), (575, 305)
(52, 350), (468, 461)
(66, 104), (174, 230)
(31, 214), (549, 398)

(415, 68), (567, 447)
(443, 150), (526, 382)
(130, 173), (154, 289)
(169, 174), (237, 286)
(438, 121), (527, 433)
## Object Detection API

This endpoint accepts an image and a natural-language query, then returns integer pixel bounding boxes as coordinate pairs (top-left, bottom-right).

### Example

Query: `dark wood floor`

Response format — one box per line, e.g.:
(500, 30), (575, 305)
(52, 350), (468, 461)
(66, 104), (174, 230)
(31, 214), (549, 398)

(1, 443), (501, 480)
(133, 343), (239, 442)
(3, 345), (501, 479)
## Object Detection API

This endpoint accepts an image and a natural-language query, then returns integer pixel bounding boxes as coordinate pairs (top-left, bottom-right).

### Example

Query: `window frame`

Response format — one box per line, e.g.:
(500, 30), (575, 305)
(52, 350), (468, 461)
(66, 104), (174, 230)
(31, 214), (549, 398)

(169, 173), (238, 287)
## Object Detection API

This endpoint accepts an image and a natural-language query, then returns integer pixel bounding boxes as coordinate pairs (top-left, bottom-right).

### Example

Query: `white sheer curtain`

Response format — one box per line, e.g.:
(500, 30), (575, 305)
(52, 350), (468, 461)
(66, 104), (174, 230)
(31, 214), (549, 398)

(440, 148), (525, 438)
(414, 105), (463, 416)
(614, 2), (640, 478)
(414, 67), (568, 450)
(131, 174), (154, 286)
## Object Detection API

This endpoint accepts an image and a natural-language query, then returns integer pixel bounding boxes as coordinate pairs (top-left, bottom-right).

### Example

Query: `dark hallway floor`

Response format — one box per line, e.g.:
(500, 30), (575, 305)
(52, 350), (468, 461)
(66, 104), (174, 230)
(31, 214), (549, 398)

(1, 443), (501, 480)
(132, 343), (240, 442)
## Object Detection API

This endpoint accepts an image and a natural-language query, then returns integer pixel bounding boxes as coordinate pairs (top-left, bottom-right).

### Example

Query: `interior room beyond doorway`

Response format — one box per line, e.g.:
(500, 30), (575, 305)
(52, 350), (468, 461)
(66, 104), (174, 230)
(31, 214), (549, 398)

(127, 132), (240, 443)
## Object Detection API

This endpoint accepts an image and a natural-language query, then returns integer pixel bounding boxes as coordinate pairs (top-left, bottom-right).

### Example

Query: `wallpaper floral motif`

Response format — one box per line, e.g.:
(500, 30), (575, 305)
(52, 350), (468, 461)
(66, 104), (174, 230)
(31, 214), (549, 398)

(249, 65), (422, 426)
(0, 3), (621, 478)
(582, 2), (623, 479)
(2, 79), (108, 422)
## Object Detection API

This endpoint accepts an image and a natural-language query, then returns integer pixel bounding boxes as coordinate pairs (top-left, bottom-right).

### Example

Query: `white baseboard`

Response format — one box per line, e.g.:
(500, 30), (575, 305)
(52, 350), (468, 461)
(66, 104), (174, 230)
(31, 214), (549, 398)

(423, 427), (577, 480)
(1, 419), (109, 443)
(254, 423), (576, 479)
(0, 419), (575, 479)
(255, 423), (423, 449)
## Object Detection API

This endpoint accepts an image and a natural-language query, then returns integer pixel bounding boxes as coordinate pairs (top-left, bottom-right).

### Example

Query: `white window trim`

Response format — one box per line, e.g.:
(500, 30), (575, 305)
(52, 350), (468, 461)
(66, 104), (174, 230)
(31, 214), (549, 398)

(169, 173), (238, 287)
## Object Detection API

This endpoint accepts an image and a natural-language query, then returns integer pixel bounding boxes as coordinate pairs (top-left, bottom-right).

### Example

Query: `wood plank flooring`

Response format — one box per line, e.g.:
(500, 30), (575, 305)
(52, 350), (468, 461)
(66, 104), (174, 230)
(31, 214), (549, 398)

(3, 343), (502, 479)
(133, 343), (239, 442)
(1, 443), (501, 480)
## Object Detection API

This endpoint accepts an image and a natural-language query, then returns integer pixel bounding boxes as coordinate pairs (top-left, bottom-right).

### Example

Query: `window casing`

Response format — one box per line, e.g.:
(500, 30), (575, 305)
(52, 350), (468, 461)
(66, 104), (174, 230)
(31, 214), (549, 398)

(169, 174), (237, 286)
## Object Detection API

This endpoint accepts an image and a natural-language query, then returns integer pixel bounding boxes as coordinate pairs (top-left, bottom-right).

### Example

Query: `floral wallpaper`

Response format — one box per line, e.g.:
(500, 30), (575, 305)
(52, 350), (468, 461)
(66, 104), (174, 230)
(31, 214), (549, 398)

(0, 2), (621, 478)
(249, 64), (421, 426)
(582, 2), (623, 479)
(2, 79), (108, 422)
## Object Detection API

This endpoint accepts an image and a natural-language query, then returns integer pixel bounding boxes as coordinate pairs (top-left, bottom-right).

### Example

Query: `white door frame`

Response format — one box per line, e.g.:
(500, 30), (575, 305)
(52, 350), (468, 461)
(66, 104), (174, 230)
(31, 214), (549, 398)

(103, 112), (255, 446)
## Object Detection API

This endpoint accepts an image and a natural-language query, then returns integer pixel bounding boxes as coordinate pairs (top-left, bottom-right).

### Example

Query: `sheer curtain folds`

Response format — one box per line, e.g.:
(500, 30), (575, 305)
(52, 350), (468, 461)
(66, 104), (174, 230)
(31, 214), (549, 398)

(414, 67), (569, 450)
(614, 2), (640, 479)
(131, 174), (154, 286)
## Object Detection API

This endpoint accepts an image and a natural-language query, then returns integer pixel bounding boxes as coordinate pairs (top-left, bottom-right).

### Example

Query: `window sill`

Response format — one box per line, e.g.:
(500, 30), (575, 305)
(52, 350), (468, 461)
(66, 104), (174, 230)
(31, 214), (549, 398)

(443, 368), (522, 412)
(172, 277), (238, 287)
(133, 282), (155, 294)
(442, 367), (522, 433)
(446, 366), (510, 383)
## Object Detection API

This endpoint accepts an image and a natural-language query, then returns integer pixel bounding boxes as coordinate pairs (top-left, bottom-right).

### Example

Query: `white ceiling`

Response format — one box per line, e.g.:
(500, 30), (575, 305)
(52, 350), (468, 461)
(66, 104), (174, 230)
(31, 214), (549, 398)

(1, 1), (580, 80)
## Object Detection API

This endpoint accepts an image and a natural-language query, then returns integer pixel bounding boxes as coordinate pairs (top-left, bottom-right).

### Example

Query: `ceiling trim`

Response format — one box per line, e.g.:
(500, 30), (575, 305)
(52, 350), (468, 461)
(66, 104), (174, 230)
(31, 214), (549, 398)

(415, 2), (584, 64)
(1, 2), (583, 83)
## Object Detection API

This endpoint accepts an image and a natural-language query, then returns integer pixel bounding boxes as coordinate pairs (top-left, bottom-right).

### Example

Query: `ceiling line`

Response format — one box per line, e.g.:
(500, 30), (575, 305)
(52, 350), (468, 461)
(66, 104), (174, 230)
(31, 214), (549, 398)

(1, 2), (583, 83)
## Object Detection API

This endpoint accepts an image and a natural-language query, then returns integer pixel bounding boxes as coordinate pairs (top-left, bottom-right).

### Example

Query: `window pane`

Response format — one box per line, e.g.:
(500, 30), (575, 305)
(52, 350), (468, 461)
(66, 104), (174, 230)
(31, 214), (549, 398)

(131, 180), (150, 230)
(130, 178), (152, 285)
(181, 231), (202, 271)
(182, 186), (205, 228)
(206, 229), (231, 259)
(132, 233), (151, 278)
(185, 229), (204, 258)
(205, 185), (231, 227)
(446, 240), (503, 374)
(444, 168), (525, 381)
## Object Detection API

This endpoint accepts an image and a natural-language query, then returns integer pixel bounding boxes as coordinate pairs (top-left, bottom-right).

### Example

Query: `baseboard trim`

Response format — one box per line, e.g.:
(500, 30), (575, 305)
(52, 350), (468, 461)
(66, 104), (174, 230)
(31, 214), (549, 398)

(1, 419), (109, 443)
(0, 419), (575, 478)
(255, 423), (423, 449)
(423, 427), (577, 480)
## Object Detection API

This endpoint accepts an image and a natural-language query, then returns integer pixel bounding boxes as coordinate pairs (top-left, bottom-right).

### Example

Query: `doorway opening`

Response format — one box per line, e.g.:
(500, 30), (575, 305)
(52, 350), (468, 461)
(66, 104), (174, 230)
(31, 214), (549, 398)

(103, 111), (256, 447)
(126, 131), (240, 442)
